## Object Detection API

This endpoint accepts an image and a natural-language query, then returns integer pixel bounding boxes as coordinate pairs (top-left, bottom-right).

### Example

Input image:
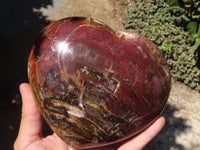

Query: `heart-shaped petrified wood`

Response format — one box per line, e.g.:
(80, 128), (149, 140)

(28, 17), (171, 149)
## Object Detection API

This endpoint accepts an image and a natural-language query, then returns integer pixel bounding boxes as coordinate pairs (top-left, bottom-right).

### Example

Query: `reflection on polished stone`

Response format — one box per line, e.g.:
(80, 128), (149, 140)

(28, 17), (171, 149)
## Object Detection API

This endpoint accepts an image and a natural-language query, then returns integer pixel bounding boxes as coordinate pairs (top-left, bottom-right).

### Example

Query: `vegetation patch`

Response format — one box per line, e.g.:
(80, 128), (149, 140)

(125, 0), (200, 91)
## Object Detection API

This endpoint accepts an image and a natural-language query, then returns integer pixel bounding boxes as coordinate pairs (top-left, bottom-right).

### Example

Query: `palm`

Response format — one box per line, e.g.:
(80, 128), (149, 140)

(24, 134), (69, 150)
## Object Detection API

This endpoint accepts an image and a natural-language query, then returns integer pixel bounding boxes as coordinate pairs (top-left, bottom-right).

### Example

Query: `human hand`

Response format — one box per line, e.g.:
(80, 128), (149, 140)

(14, 83), (70, 150)
(14, 83), (165, 150)
(118, 114), (165, 150)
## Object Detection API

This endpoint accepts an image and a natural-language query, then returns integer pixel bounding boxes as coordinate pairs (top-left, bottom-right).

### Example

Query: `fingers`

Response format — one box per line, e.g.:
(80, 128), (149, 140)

(118, 116), (165, 150)
(15, 83), (165, 150)
(18, 83), (43, 139)
(14, 83), (70, 150)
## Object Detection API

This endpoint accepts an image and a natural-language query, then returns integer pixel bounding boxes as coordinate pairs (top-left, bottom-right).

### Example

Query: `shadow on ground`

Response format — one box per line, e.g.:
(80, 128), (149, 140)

(144, 104), (190, 150)
(0, 0), (52, 149)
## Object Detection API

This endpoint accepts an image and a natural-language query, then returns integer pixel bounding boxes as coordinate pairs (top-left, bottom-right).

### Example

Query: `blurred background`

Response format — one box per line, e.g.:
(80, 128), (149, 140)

(0, 0), (66, 149)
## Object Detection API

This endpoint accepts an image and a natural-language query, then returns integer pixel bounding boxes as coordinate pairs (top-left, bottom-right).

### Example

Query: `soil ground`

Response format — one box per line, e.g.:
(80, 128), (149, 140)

(0, 0), (199, 150)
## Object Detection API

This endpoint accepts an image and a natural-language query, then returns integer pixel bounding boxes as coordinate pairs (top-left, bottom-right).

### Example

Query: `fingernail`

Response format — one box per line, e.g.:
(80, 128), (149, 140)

(19, 84), (24, 94)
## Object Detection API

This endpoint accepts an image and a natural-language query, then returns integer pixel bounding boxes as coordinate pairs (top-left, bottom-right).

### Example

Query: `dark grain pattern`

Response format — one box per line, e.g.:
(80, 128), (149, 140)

(28, 17), (171, 149)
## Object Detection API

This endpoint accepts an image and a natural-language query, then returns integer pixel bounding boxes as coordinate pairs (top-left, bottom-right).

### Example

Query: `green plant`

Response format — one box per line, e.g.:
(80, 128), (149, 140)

(125, 0), (200, 91)
(170, 0), (200, 51)
(187, 21), (200, 50)
(159, 43), (172, 52)
(170, 0), (200, 20)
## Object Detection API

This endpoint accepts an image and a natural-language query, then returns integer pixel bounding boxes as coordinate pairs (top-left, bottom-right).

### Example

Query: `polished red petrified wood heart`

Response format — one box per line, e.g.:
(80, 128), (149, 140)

(28, 17), (171, 149)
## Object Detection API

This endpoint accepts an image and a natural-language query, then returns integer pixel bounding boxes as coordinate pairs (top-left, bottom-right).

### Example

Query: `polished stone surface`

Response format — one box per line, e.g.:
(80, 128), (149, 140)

(28, 17), (171, 149)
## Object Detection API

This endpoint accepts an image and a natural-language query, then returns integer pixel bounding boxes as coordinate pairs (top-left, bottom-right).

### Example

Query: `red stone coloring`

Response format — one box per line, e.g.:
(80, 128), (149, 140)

(28, 17), (171, 149)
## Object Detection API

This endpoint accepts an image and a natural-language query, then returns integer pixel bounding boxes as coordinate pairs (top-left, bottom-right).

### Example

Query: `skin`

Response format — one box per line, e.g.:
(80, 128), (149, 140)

(14, 83), (165, 150)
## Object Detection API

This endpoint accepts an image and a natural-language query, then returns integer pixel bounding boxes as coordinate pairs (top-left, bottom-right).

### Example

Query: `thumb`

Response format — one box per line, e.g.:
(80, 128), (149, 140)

(118, 116), (165, 150)
(18, 83), (43, 140)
